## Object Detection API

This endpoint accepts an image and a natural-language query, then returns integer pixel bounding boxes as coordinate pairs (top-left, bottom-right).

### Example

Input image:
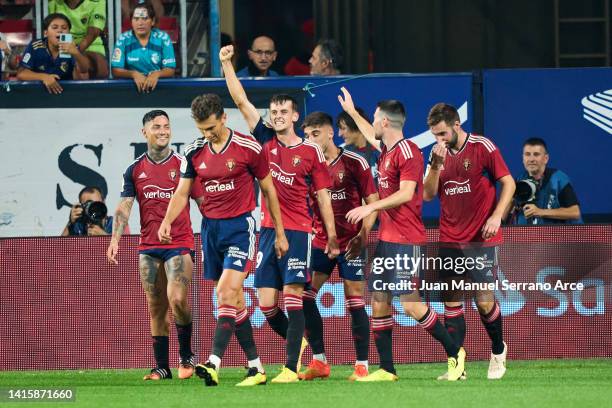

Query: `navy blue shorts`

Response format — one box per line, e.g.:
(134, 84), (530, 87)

(368, 241), (424, 296)
(437, 246), (499, 284)
(201, 213), (256, 281)
(310, 247), (366, 281)
(254, 228), (311, 289)
(139, 247), (194, 262)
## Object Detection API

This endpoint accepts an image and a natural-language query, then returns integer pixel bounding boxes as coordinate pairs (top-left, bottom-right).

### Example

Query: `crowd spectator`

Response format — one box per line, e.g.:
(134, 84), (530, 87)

(48, 0), (108, 79)
(17, 13), (89, 94)
(111, 1), (175, 93)
(61, 186), (118, 236)
(237, 35), (279, 77)
(309, 38), (342, 76)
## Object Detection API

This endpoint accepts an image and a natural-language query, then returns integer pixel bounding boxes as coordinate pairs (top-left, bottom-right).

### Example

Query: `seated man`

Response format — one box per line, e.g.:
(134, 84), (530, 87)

(111, 2), (176, 93)
(61, 186), (116, 236)
(49, 0), (109, 79)
(309, 38), (342, 76)
(17, 13), (89, 94)
(236, 36), (279, 77)
(513, 137), (582, 224)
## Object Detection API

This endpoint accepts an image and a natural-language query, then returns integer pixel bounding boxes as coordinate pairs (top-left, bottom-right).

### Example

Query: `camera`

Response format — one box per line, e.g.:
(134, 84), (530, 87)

(514, 177), (539, 207)
(79, 200), (108, 226)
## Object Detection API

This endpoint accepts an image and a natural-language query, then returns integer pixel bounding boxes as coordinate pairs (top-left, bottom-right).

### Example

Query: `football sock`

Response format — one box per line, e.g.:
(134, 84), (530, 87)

(284, 294), (305, 373)
(175, 322), (193, 361)
(444, 304), (466, 347)
(211, 304), (236, 360)
(235, 308), (259, 361)
(261, 305), (288, 339)
(347, 296), (370, 362)
(248, 357), (265, 373)
(152, 335), (169, 369)
(303, 288), (325, 355)
(480, 302), (505, 355)
(372, 316), (395, 374)
(418, 307), (459, 358)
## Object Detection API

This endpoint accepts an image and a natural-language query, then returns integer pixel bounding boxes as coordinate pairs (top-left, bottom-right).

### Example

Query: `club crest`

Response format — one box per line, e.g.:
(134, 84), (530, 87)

(337, 171), (345, 182)
(168, 169), (177, 180)
(463, 158), (471, 171)
(226, 158), (236, 171)
(292, 155), (302, 167)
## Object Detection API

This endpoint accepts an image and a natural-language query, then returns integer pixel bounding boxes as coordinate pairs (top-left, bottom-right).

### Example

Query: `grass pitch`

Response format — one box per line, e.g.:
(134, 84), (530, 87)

(1, 359), (611, 408)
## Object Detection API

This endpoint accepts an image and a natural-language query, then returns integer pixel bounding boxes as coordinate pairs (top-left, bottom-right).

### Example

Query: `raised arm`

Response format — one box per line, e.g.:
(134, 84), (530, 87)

(106, 196), (136, 264)
(338, 86), (381, 152)
(220, 45), (260, 132)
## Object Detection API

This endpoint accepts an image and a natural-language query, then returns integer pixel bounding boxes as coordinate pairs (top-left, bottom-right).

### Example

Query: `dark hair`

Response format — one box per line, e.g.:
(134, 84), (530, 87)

(523, 137), (548, 153)
(270, 94), (299, 112)
(377, 100), (406, 129)
(427, 103), (460, 128)
(317, 39), (343, 71)
(336, 107), (369, 132)
(191, 93), (224, 121)
(130, 1), (156, 21)
(78, 186), (103, 203)
(302, 111), (333, 129)
(43, 13), (71, 31)
(142, 109), (169, 125)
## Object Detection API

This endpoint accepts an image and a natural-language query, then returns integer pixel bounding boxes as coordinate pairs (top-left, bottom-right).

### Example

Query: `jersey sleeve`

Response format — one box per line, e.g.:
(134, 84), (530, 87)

(19, 42), (35, 70)
(111, 34), (127, 68)
(311, 150), (332, 191)
(483, 143), (510, 180)
(398, 144), (423, 183)
(180, 152), (196, 179)
(190, 176), (204, 200)
(356, 161), (377, 198)
(89, 0), (107, 31)
(120, 165), (136, 197)
(252, 118), (275, 145)
(160, 31), (176, 69)
(249, 146), (270, 180)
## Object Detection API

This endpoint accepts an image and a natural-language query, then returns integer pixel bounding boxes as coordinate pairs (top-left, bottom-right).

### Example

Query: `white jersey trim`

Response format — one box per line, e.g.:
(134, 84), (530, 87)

(303, 140), (326, 162)
(398, 139), (413, 159)
(468, 134), (495, 153)
(343, 149), (370, 170)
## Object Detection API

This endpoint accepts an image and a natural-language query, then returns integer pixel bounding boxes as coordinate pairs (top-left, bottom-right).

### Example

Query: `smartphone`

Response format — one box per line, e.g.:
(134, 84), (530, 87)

(59, 33), (72, 58)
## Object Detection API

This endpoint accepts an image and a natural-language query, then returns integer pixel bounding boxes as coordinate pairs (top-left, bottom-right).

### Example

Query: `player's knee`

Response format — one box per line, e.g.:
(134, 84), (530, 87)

(371, 300), (391, 317)
(168, 292), (188, 311)
(216, 285), (239, 305)
(476, 300), (494, 315)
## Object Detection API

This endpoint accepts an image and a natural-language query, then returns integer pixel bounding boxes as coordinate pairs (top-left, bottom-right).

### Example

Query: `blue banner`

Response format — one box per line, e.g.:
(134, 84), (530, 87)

(483, 68), (612, 217)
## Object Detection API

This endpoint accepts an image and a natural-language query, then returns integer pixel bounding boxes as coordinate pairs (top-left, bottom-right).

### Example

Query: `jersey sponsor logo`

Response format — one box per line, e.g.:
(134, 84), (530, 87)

(226, 158), (236, 171)
(143, 185), (174, 199)
(270, 162), (295, 186)
(296, 271), (305, 278)
(328, 188), (347, 201)
(127, 56), (139, 62)
(162, 58), (175, 65)
(138, 171), (147, 179)
(204, 179), (235, 193)
(22, 53), (31, 63)
(168, 169), (177, 181)
(112, 48), (121, 62)
(443, 179), (472, 196)
(356, 269), (363, 276)
(581, 89), (612, 134)
(292, 155), (302, 167)
(463, 158), (471, 171)
(94, 14), (104, 21)
(379, 176), (390, 189)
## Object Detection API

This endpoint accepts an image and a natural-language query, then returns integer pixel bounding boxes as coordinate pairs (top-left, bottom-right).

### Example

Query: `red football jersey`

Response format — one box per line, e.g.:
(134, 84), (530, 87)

(253, 119), (332, 233)
(377, 139), (426, 244)
(121, 152), (194, 250)
(181, 129), (269, 219)
(432, 134), (510, 244)
(310, 149), (377, 250)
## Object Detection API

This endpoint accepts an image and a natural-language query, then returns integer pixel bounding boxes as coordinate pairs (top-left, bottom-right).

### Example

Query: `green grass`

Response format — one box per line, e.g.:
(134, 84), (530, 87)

(1, 360), (611, 408)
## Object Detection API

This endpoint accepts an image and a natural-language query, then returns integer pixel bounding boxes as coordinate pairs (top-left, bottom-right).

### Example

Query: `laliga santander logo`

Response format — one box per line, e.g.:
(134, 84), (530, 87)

(581, 89), (612, 135)
(143, 185), (174, 199)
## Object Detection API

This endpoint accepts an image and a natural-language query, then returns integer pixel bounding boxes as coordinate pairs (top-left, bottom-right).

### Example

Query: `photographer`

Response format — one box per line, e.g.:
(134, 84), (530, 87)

(511, 138), (582, 225)
(61, 186), (116, 236)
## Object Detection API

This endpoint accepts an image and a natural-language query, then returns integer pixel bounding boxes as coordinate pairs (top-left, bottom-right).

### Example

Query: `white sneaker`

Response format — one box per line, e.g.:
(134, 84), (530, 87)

(487, 342), (507, 379)
(437, 371), (466, 380)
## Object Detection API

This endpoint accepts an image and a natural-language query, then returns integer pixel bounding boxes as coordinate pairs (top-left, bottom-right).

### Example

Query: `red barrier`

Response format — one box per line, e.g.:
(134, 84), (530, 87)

(1, 225), (610, 370)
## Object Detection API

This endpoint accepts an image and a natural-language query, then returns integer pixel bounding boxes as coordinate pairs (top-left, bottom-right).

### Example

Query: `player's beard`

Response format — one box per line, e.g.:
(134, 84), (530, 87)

(446, 129), (459, 149)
